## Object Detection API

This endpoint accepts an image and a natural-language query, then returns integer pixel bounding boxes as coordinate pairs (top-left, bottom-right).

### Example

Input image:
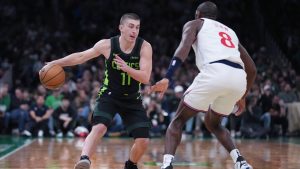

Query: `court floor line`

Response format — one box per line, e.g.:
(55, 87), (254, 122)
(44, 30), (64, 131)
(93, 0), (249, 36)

(0, 139), (35, 160)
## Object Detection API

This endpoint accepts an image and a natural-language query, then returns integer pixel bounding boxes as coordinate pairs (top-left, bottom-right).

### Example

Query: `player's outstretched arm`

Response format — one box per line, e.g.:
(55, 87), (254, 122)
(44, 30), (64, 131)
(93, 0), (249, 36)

(150, 20), (201, 98)
(173, 20), (201, 62)
(47, 39), (110, 67)
(114, 41), (152, 84)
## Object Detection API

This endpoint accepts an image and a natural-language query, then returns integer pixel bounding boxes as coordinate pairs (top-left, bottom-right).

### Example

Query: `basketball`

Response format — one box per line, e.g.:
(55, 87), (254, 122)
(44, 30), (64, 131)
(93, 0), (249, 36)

(39, 64), (65, 90)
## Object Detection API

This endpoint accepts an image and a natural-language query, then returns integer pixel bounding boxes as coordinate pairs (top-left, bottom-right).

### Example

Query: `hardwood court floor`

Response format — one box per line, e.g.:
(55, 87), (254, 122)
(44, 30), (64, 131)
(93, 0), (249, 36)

(0, 137), (300, 169)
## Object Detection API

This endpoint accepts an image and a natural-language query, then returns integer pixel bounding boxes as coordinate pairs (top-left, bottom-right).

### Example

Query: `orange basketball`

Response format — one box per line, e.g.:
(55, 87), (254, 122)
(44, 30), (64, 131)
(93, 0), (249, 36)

(39, 64), (65, 90)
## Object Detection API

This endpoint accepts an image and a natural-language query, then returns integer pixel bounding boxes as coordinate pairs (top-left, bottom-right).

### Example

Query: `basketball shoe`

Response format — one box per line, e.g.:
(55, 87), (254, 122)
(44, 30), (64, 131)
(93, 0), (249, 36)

(234, 156), (253, 169)
(124, 160), (138, 169)
(74, 155), (91, 169)
(161, 164), (173, 169)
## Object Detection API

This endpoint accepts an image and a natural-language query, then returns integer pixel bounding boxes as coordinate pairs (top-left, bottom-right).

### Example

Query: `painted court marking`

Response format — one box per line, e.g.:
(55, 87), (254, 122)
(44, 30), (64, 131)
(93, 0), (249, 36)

(144, 161), (211, 167)
(0, 139), (34, 160)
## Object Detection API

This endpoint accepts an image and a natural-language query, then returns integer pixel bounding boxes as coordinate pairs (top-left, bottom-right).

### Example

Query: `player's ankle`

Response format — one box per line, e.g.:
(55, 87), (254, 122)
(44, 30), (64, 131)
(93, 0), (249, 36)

(126, 160), (137, 165)
(162, 154), (174, 168)
(230, 149), (243, 163)
(125, 160), (138, 169)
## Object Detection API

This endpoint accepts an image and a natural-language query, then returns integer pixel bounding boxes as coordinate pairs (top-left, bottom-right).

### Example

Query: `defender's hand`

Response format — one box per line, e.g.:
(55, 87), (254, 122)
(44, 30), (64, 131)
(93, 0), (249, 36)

(150, 78), (169, 99)
(235, 97), (246, 116)
(114, 55), (130, 72)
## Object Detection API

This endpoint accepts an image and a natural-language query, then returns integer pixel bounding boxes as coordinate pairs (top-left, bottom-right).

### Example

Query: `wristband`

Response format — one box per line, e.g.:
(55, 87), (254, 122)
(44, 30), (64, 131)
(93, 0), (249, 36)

(165, 57), (183, 81)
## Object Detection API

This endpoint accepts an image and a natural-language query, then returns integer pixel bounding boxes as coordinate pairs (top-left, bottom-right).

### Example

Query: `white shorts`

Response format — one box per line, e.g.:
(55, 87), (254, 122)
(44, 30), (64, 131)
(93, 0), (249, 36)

(183, 63), (247, 116)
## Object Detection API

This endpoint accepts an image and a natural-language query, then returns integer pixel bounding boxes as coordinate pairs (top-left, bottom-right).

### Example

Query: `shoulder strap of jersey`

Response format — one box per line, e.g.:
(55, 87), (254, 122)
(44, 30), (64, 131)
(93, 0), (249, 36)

(132, 37), (144, 56)
(109, 36), (120, 61)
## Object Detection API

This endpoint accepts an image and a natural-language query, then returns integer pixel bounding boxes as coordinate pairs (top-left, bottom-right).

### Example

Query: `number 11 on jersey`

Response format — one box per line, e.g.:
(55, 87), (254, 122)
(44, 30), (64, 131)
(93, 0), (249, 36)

(121, 72), (131, 86)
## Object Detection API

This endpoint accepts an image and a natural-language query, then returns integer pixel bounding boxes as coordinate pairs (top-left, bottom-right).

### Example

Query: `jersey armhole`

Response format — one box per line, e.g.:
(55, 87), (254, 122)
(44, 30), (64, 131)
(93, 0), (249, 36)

(196, 19), (204, 37)
(136, 38), (144, 56)
(107, 36), (118, 61)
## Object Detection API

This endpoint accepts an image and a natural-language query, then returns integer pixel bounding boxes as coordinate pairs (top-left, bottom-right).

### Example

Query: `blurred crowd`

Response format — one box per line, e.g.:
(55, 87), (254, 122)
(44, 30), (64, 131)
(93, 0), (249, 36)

(1, 0), (300, 138)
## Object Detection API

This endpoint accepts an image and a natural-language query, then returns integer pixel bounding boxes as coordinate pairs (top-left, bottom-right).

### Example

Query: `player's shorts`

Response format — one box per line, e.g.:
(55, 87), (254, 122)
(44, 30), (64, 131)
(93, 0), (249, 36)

(183, 60), (247, 116)
(91, 92), (151, 138)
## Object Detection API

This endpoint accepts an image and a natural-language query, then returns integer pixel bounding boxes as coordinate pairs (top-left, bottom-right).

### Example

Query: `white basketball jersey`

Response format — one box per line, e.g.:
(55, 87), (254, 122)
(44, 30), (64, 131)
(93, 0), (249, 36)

(192, 18), (244, 70)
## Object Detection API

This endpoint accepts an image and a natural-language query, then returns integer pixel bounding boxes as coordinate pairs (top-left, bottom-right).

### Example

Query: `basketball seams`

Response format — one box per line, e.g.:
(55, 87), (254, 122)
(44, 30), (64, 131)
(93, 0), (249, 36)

(40, 64), (59, 81)
(45, 76), (65, 87)
(43, 69), (64, 84)
(39, 64), (65, 90)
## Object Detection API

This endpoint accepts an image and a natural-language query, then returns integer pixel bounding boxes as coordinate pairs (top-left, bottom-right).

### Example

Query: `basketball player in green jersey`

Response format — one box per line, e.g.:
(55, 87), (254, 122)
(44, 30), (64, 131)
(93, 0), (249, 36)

(47, 13), (152, 169)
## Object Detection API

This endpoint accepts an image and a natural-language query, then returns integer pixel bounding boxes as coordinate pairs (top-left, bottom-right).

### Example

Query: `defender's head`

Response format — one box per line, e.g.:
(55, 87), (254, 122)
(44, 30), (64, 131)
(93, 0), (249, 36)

(195, 1), (218, 20)
(119, 13), (140, 42)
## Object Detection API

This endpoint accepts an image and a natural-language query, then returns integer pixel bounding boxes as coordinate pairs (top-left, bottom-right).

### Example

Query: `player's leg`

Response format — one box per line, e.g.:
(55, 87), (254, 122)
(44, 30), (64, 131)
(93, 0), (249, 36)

(205, 109), (252, 169)
(160, 72), (217, 169)
(204, 109), (236, 151)
(124, 127), (150, 169)
(129, 128), (150, 162)
(121, 100), (151, 169)
(74, 97), (116, 169)
(162, 101), (199, 169)
(74, 122), (109, 169)
(81, 123), (107, 156)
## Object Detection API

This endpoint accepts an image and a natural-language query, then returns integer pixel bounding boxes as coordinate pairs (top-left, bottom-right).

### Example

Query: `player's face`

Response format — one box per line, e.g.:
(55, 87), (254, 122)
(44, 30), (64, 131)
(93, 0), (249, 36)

(120, 19), (140, 42)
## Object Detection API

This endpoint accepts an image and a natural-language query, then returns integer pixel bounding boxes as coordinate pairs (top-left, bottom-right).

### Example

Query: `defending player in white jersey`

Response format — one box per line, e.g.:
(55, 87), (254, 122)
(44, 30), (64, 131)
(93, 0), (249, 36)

(151, 1), (256, 169)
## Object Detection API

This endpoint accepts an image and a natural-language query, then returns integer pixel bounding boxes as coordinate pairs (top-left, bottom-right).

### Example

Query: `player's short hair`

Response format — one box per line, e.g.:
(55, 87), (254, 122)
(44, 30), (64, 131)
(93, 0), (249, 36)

(120, 13), (140, 25)
(197, 1), (218, 20)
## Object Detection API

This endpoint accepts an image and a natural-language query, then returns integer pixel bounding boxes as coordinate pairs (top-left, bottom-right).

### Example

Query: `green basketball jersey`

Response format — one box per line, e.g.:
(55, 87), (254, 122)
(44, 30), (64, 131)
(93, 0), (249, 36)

(99, 36), (144, 98)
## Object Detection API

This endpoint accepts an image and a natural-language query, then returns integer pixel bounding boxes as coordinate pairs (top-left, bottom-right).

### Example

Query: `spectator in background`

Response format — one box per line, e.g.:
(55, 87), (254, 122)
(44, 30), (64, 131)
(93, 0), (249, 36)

(74, 89), (91, 129)
(0, 84), (11, 133)
(53, 97), (77, 137)
(269, 95), (288, 137)
(23, 89), (33, 106)
(241, 96), (270, 138)
(80, 69), (93, 93)
(45, 90), (63, 110)
(0, 84), (10, 114)
(9, 88), (25, 110)
(147, 99), (167, 137)
(61, 84), (76, 100)
(278, 83), (298, 103)
(259, 85), (273, 114)
(45, 89), (63, 136)
(27, 95), (53, 137)
(0, 64), (13, 89)
(36, 84), (47, 97)
(4, 87), (31, 136)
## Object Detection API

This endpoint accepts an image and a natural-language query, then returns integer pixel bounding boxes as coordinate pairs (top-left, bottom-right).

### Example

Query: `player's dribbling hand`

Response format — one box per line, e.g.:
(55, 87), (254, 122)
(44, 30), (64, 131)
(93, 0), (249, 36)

(45, 61), (56, 66)
(114, 54), (130, 72)
(235, 97), (246, 116)
(150, 78), (169, 99)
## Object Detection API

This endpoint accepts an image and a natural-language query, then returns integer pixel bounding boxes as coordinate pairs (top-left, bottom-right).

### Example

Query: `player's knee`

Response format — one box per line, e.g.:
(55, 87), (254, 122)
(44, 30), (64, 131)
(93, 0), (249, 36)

(204, 117), (222, 133)
(170, 117), (185, 130)
(131, 127), (150, 138)
(134, 138), (150, 148)
(91, 124), (107, 136)
(204, 119), (213, 132)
